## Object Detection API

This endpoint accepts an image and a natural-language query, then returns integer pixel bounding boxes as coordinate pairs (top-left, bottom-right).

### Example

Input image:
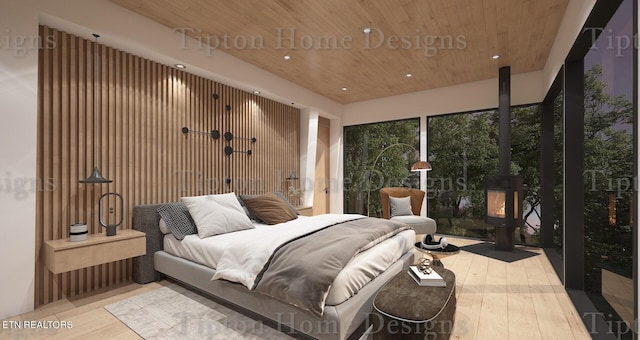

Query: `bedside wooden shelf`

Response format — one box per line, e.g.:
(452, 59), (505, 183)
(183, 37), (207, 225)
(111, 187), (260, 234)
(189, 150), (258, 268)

(297, 206), (313, 216)
(44, 229), (146, 274)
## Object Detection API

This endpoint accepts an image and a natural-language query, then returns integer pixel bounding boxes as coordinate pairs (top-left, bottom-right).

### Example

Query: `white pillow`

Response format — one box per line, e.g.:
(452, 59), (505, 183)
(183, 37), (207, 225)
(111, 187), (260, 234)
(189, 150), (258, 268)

(181, 193), (255, 238)
(158, 218), (171, 234)
(390, 196), (413, 217)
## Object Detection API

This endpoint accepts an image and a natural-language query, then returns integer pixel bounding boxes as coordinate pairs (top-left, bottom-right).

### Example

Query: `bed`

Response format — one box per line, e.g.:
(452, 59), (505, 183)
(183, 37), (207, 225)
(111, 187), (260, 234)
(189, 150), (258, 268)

(132, 200), (416, 340)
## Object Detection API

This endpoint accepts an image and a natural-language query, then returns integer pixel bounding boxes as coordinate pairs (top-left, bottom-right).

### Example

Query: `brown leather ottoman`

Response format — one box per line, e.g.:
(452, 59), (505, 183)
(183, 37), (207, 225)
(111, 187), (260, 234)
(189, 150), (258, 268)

(368, 266), (456, 339)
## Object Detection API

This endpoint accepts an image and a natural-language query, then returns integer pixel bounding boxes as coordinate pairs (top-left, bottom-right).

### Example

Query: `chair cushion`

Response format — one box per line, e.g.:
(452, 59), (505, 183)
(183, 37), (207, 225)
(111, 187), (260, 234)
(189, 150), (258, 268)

(391, 215), (437, 235)
(389, 196), (413, 217)
(380, 187), (425, 219)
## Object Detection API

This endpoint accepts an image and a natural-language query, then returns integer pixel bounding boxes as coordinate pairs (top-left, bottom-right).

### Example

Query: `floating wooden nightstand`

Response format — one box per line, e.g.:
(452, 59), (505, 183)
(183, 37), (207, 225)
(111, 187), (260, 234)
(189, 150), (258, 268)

(44, 229), (146, 274)
(297, 206), (313, 216)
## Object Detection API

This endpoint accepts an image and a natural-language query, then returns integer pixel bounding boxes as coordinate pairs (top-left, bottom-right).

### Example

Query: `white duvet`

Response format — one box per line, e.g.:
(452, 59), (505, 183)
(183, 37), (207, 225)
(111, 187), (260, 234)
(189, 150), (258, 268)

(211, 214), (364, 288)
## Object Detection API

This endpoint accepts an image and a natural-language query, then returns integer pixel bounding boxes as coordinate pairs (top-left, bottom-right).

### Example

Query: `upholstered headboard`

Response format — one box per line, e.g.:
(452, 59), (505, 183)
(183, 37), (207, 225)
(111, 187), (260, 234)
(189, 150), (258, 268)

(132, 204), (166, 284)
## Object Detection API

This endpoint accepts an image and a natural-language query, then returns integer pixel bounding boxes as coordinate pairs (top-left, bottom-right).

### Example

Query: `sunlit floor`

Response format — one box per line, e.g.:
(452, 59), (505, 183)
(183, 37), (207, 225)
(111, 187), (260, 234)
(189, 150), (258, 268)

(437, 237), (590, 339)
(602, 268), (635, 334)
(2, 237), (590, 339)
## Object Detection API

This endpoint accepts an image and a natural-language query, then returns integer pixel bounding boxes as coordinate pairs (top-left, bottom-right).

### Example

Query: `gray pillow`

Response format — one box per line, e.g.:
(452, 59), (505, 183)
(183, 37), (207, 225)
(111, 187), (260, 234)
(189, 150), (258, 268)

(390, 196), (413, 217)
(157, 202), (197, 240)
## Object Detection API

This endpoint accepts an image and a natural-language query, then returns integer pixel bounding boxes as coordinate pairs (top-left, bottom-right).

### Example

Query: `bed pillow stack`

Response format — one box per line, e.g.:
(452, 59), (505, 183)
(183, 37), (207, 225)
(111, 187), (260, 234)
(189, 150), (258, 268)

(158, 191), (301, 239)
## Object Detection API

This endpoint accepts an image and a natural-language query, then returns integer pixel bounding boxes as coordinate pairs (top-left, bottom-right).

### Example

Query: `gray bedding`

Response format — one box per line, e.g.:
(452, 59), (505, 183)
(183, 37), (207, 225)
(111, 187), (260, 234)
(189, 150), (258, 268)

(254, 218), (410, 318)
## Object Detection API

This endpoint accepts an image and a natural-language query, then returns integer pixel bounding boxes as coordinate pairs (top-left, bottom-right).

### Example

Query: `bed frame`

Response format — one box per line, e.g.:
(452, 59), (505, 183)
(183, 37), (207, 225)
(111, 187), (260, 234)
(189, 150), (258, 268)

(132, 204), (415, 340)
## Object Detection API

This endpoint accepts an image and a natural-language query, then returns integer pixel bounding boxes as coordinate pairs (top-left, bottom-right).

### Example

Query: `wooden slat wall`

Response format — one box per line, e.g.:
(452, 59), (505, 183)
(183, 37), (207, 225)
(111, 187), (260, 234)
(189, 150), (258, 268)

(35, 25), (300, 306)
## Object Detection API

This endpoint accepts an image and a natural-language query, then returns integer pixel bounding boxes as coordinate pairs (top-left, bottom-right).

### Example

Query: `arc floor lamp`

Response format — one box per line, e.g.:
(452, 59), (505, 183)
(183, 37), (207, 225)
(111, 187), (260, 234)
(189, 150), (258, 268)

(366, 142), (432, 217)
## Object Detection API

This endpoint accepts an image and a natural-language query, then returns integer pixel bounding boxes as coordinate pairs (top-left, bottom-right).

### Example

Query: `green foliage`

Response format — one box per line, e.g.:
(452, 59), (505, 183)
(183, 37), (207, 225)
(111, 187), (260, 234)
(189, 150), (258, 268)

(344, 119), (420, 216)
(425, 64), (633, 254)
(427, 111), (499, 220)
(511, 105), (542, 221)
(427, 106), (541, 242)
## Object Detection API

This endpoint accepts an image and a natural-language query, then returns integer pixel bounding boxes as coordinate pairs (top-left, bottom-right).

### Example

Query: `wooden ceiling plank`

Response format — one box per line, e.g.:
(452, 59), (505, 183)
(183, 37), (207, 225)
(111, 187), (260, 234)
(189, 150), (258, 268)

(109, 0), (569, 104)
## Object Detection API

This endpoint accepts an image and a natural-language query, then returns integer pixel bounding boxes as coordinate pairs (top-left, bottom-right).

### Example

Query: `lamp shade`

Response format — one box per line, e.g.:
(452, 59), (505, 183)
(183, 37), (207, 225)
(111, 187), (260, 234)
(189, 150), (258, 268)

(80, 35), (113, 185)
(80, 166), (112, 184)
(410, 161), (432, 171)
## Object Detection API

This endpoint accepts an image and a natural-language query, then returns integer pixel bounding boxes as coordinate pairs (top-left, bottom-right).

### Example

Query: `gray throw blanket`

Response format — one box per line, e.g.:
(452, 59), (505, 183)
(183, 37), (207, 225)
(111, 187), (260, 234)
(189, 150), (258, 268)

(253, 217), (410, 318)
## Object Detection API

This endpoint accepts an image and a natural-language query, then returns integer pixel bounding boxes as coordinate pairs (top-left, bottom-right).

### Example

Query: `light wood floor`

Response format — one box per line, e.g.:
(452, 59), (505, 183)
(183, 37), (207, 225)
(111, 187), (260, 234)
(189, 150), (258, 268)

(2, 237), (590, 340)
(439, 237), (590, 340)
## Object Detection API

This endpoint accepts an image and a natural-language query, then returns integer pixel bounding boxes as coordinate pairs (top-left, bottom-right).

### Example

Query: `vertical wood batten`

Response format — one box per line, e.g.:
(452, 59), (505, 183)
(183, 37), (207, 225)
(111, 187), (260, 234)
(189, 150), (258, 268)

(35, 25), (44, 307)
(67, 34), (77, 297)
(36, 25), (300, 306)
(113, 47), (121, 283)
(60, 30), (71, 298)
(51, 28), (62, 301)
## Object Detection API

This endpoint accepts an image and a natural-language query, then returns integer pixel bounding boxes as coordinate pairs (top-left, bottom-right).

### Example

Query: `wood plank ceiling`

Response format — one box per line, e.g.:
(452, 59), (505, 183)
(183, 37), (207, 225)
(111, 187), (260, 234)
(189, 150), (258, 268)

(110, 0), (569, 104)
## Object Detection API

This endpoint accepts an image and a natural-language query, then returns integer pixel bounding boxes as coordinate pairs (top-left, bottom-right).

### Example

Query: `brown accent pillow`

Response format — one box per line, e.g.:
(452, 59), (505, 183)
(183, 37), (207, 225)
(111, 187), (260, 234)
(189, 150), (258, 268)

(243, 192), (298, 225)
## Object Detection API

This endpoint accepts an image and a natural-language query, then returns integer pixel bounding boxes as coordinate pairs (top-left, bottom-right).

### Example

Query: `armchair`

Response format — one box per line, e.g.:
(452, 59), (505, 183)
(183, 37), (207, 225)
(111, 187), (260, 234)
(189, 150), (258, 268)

(380, 187), (437, 236)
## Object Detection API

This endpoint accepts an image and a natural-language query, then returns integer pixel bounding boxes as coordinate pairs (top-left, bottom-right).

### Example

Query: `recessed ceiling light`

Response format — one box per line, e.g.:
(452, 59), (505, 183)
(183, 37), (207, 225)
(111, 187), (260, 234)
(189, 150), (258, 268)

(491, 55), (501, 60)
(363, 27), (372, 34)
(253, 90), (261, 94)
(341, 87), (348, 91)
(283, 55), (291, 60)
(406, 73), (413, 78)
(175, 64), (186, 69)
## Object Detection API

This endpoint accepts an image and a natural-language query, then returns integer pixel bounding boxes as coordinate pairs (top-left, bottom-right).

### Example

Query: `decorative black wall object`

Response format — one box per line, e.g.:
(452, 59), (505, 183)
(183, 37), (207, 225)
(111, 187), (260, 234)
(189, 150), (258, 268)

(181, 127), (220, 139)
(217, 103), (257, 185)
(182, 92), (258, 186)
(181, 94), (221, 139)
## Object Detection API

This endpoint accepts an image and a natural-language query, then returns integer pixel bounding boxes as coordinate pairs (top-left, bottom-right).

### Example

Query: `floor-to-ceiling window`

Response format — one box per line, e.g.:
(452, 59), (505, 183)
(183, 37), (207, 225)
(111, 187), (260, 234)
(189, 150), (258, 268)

(426, 110), (497, 241)
(343, 118), (420, 216)
(426, 105), (541, 245)
(582, 0), (635, 335)
(542, 0), (637, 337)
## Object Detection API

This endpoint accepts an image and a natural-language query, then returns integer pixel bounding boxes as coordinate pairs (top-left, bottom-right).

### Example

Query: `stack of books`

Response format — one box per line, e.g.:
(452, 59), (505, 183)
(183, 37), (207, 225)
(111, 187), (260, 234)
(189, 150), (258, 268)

(407, 265), (446, 287)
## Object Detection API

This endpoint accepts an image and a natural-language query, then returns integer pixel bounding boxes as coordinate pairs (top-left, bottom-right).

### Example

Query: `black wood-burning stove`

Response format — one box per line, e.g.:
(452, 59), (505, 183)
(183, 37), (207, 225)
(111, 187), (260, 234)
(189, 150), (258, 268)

(484, 66), (523, 251)
(485, 175), (523, 250)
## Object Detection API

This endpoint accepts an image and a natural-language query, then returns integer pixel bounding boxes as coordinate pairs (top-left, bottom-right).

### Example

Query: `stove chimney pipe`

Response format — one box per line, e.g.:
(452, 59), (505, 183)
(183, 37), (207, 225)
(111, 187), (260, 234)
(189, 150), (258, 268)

(499, 66), (511, 176)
